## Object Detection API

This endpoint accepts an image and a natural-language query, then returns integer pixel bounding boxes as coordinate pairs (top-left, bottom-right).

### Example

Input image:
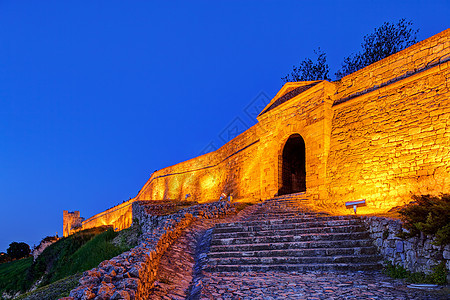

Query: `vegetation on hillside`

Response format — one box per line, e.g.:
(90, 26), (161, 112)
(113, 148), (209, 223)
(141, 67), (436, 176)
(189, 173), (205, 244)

(0, 257), (33, 296)
(399, 194), (450, 246)
(15, 274), (82, 300)
(384, 261), (447, 285)
(0, 253), (12, 265)
(0, 225), (139, 299)
(6, 242), (30, 260)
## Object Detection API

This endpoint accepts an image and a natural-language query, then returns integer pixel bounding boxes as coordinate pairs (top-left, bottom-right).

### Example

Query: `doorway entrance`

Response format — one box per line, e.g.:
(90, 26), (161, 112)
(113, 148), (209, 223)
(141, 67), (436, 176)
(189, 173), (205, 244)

(278, 134), (306, 195)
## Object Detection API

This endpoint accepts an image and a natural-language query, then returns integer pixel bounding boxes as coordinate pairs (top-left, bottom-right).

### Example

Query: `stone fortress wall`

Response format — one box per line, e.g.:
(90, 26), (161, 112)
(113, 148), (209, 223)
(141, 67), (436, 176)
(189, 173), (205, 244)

(136, 28), (450, 212)
(63, 199), (137, 237)
(64, 29), (450, 235)
(328, 29), (450, 213)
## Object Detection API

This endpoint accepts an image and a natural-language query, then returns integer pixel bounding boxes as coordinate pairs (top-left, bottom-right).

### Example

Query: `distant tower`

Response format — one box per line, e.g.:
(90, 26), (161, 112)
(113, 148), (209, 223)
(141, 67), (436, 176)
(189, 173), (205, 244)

(63, 210), (84, 237)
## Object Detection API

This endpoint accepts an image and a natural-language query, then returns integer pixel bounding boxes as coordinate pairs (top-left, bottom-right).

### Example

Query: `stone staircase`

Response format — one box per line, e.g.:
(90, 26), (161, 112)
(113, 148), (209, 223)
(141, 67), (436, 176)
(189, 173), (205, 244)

(206, 194), (382, 272)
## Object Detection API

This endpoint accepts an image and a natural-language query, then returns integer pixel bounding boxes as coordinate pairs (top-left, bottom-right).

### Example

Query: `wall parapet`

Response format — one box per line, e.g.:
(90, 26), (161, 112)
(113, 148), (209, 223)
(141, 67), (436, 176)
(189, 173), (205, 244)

(63, 198), (138, 237)
(68, 200), (236, 300)
(335, 28), (450, 101)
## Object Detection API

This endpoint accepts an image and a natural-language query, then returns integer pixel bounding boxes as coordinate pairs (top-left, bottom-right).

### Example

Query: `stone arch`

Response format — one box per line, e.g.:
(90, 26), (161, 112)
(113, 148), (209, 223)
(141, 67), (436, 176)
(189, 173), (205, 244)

(278, 133), (306, 195)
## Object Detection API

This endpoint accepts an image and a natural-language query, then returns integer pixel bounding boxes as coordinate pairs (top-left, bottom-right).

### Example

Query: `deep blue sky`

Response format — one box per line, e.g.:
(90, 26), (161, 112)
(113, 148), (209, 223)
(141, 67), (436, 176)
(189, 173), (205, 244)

(0, 1), (448, 252)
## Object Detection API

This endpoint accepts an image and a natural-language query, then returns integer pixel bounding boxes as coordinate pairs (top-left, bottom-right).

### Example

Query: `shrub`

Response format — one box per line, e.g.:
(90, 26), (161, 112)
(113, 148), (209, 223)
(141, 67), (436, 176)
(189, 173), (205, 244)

(399, 194), (450, 245)
(7, 242), (31, 260)
(383, 261), (448, 285)
(0, 252), (11, 264)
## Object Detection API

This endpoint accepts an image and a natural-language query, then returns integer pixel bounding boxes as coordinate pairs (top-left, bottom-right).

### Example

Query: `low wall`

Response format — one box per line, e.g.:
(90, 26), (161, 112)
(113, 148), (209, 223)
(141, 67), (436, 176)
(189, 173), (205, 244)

(69, 200), (236, 300)
(64, 199), (138, 237)
(362, 216), (450, 276)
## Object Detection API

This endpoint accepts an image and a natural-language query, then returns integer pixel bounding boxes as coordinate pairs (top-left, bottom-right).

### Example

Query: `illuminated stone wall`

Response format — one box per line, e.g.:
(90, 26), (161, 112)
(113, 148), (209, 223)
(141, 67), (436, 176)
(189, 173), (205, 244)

(135, 29), (449, 214)
(65, 29), (450, 232)
(327, 29), (450, 213)
(136, 125), (261, 203)
(63, 210), (83, 237)
(80, 199), (137, 231)
(63, 199), (137, 237)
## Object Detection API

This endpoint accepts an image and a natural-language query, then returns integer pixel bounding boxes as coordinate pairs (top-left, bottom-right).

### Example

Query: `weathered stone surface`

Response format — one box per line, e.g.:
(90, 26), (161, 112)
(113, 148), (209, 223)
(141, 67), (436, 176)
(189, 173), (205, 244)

(66, 29), (450, 236)
(64, 28), (450, 300)
(199, 271), (449, 299)
(97, 282), (115, 299)
(206, 196), (382, 273)
(68, 200), (237, 299)
(110, 290), (130, 300)
(363, 216), (449, 274)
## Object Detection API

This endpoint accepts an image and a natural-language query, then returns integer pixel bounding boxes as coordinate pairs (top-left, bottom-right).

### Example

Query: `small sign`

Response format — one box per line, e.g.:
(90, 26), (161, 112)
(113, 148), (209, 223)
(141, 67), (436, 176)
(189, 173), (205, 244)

(345, 199), (366, 214)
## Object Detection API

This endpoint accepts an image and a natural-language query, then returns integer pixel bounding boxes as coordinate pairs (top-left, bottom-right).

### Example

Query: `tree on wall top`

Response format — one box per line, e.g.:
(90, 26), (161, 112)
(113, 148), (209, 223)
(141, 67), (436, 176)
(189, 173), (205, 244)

(281, 48), (330, 82)
(282, 19), (419, 83)
(335, 19), (419, 79)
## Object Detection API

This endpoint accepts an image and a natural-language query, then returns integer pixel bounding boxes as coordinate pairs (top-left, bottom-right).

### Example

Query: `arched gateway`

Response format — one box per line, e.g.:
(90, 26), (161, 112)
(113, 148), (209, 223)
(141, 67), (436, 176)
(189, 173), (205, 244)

(278, 134), (306, 195)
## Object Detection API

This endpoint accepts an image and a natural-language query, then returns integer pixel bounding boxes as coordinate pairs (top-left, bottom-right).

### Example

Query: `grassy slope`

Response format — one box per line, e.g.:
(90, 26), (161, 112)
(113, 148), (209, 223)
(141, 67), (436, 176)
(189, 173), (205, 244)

(0, 257), (33, 295)
(15, 273), (82, 300)
(49, 228), (131, 282)
(0, 226), (137, 299)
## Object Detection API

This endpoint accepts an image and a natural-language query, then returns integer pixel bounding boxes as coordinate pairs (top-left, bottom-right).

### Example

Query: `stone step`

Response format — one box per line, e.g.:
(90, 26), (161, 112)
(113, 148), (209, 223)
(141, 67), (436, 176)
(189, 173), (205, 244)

(208, 246), (379, 258)
(212, 225), (367, 239)
(213, 219), (362, 233)
(205, 195), (382, 274)
(209, 239), (375, 252)
(208, 254), (382, 266)
(256, 200), (308, 204)
(249, 211), (304, 215)
(270, 192), (306, 198)
(245, 214), (304, 220)
(214, 215), (357, 228)
(248, 211), (313, 216)
(207, 263), (382, 272)
(262, 204), (311, 208)
(211, 232), (370, 246)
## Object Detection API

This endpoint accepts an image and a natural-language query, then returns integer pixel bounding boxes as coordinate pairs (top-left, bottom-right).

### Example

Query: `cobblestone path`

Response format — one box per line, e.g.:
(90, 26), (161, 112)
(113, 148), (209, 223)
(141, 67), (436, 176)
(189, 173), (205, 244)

(147, 205), (260, 299)
(146, 198), (449, 299)
(199, 271), (449, 300)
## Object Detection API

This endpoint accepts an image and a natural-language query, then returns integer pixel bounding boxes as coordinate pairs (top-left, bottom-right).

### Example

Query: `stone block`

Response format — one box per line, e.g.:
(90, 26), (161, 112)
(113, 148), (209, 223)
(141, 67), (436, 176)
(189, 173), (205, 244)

(444, 249), (450, 260)
(376, 238), (383, 247)
(395, 241), (404, 253)
(385, 247), (394, 257)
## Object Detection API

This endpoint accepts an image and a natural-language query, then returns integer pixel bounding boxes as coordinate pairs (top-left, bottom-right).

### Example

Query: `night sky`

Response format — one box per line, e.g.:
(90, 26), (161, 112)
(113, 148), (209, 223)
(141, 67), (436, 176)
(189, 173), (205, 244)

(1, 1), (449, 252)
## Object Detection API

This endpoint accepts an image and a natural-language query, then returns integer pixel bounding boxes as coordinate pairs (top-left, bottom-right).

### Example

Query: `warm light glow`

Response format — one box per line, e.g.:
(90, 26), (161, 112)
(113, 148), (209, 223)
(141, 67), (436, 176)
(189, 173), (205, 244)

(65, 29), (450, 235)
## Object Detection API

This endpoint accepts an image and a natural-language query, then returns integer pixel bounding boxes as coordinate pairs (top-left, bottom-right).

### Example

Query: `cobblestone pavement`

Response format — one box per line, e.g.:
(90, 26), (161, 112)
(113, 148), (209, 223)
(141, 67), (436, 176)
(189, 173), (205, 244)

(200, 271), (449, 300)
(148, 220), (207, 300)
(146, 202), (449, 300)
(147, 205), (260, 299)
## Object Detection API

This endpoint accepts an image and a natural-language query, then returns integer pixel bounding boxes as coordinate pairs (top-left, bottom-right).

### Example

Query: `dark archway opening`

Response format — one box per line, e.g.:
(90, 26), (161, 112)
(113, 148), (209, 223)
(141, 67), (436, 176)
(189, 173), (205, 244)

(278, 134), (306, 196)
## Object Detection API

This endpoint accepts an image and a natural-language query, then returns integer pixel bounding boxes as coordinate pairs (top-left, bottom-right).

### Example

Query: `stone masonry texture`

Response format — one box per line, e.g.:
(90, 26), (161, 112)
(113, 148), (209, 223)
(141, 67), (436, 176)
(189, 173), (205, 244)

(363, 216), (450, 275)
(68, 201), (237, 299)
(64, 29), (450, 234)
(133, 28), (450, 214)
(60, 28), (450, 299)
